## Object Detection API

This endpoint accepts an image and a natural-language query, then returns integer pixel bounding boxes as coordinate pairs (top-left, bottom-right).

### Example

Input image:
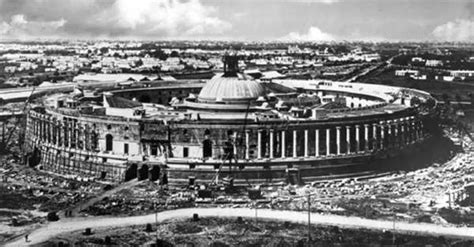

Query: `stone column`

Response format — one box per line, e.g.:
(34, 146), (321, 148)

(76, 124), (81, 149)
(68, 122), (73, 148)
(394, 121), (399, 147)
(355, 125), (360, 152)
(364, 124), (369, 151)
(336, 126), (341, 155)
(293, 130), (297, 158)
(380, 123), (385, 149)
(346, 126), (351, 154)
(269, 129), (274, 159)
(419, 121), (424, 139)
(56, 120), (61, 145)
(245, 130), (250, 159)
(304, 129), (309, 157)
(401, 121), (406, 145)
(372, 123), (377, 151)
(281, 130), (286, 158)
(326, 128), (330, 156)
(257, 130), (262, 159)
(387, 121), (392, 148)
(315, 129), (319, 156)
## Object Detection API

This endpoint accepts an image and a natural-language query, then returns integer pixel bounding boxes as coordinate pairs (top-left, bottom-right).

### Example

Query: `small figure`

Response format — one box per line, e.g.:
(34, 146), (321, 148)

(25, 234), (29, 242)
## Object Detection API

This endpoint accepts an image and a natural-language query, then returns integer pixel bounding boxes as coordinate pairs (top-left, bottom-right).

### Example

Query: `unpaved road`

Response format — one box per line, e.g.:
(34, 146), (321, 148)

(5, 207), (474, 246)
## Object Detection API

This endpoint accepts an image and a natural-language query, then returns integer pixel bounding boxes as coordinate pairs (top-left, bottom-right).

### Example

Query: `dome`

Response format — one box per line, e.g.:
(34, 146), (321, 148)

(198, 74), (265, 103)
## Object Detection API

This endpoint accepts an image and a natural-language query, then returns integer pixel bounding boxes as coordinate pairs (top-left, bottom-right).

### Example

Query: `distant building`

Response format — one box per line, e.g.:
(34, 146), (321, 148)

(395, 69), (419, 77)
(425, 60), (443, 67)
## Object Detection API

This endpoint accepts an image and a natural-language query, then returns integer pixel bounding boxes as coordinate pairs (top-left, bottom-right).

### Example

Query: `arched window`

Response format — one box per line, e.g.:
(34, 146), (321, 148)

(105, 134), (113, 152)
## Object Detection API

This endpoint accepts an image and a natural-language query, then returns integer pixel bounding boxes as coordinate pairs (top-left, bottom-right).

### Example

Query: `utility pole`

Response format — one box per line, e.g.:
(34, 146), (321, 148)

(307, 193), (311, 245)
(155, 199), (158, 243)
(255, 201), (258, 225)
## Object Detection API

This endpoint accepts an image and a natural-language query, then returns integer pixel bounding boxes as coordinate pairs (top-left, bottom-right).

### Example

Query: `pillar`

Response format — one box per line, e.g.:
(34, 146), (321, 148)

(393, 121), (399, 147)
(364, 124), (369, 151)
(304, 129), (309, 157)
(336, 126), (341, 155)
(401, 121), (406, 145)
(245, 130), (250, 159)
(56, 120), (61, 146)
(257, 130), (262, 159)
(346, 126), (351, 154)
(315, 129), (319, 156)
(293, 130), (297, 158)
(326, 128), (330, 156)
(281, 130), (286, 158)
(355, 125), (360, 152)
(380, 123), (385, 149)
(372, 123), (377, 151)
(269, 129), (274, 159)
(387, 121), (392, 148)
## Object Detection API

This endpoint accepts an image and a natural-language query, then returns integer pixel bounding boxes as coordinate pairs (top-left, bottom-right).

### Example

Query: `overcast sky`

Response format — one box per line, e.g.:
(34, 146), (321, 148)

(0, 0), (472, 42)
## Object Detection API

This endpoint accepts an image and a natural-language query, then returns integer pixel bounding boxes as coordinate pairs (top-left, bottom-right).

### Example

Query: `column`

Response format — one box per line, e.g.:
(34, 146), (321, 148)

(380, 123), (385, 149)
(269, 130), (274, 159)
(372, 123), (378, 151)
(393, 121), (399, 147)
(400, 121), (406, 145)
(387, 121), (392, 148)
(346, 126), (351, 154)
(292, 130), (297, 158)
(76, 124), (81, 149)
(304, 129), (309, 157)
(326, 128), (330, 156)
(335, 127), (341, 155)
(281, 130), (286, 158)
(257, 130), (262, 159)
(68, 122), (73, 148)
(48, 118), (52, 143)
(419, 121), (424, 139)
(245, 130), (250, 159)
(355, 125), (360, 152)
(364, 124), (369, 151)
(56, 120), (61, 145)
(315, 129), (319, 156)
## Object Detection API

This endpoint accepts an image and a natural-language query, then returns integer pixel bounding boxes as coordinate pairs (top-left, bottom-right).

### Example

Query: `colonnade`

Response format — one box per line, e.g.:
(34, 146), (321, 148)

(246, 116), (424, 160)
(28, 112), (98, 152)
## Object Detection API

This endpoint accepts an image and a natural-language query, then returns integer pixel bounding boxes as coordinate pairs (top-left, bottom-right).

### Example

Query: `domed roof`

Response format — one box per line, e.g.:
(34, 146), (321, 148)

(198, 73), (265, 103)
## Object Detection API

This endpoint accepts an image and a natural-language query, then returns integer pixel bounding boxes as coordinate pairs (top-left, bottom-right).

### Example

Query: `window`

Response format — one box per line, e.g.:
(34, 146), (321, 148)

(151, 145), (158, 156)
(124, 143), (129, 155)
(183, 147), (189, 157)
(105, 134), (113, 152)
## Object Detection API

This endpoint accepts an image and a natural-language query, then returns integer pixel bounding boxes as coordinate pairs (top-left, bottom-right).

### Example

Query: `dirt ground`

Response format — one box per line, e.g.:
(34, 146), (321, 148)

(41, 217), (474, 246)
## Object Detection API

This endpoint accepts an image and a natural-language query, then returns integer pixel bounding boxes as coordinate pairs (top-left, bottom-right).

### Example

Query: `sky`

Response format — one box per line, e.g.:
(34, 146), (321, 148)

(0, 0), (472, 42)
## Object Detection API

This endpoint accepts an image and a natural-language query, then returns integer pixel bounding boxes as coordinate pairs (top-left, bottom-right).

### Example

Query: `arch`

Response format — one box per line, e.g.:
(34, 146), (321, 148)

(149, 165), (160, 181)
(203, 139), (212, 158)
(105, 134), (113, 152)
(138, 164), (149, 181)
(125, 163), (138, 181)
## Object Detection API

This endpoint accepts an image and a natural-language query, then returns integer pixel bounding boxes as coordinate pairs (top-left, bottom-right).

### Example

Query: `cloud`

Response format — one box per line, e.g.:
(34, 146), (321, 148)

(0, 0), (231, 40)
(280, 26), (335, 42)
(432, 19), (474, 42)
(0, 14), (66, 38)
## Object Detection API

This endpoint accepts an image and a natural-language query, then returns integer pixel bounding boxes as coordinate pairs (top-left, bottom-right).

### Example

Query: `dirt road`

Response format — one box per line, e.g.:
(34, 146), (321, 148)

(5, 207), (473, 246)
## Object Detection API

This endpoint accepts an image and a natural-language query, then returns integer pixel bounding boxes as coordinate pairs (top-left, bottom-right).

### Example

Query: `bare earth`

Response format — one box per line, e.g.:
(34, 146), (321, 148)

(5, 207), (474, 246)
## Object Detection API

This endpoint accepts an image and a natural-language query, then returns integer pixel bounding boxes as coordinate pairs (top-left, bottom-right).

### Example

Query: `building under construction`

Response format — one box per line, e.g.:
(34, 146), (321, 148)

(25, 56), (438, 185)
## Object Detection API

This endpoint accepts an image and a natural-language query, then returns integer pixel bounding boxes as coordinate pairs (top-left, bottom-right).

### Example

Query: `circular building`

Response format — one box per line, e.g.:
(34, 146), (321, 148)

(25, 56), (438, 186)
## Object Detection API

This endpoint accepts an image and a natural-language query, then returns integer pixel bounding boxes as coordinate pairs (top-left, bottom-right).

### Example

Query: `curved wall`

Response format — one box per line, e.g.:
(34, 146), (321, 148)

(24, 80), (435, 185)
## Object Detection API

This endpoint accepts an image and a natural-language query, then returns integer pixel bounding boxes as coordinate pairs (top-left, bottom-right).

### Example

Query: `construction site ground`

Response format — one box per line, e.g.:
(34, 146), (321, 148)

(1, 127), (473, 245)
(40, 216), (473, 246)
